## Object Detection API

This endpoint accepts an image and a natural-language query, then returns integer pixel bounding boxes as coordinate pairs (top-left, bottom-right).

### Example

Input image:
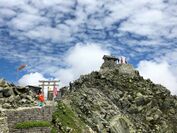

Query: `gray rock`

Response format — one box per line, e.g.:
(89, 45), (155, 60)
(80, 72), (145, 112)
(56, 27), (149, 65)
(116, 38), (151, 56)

(20, 98), (27, 103)
(2, 103), (11, 109)
(7, 96), (15, 103)
(100, 55), (118, 70)
(0, 78), (6, 86)
(110, 116), (131, 133)
(3, 88), (14, 97)
(26, 95), (33, 101)
(0, 92), (3, 98)
(0, 87), (3, 91)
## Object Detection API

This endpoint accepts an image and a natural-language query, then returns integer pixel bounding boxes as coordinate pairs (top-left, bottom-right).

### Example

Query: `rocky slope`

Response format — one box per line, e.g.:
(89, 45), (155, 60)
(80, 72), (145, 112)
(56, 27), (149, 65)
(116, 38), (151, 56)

(0, 79), (37, 109)
(53, 60), (177, 133)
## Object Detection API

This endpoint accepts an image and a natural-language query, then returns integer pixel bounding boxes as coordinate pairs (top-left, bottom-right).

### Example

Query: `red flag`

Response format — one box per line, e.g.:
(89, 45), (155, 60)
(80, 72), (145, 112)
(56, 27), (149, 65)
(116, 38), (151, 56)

(17, 64), (27, 71)
(53, 86), (58, 97)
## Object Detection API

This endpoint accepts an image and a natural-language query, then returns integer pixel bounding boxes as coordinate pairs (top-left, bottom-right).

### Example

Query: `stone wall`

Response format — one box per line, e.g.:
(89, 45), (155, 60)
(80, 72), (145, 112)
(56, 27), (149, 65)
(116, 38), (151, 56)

(3, 105), (53, 133)
(9, 127), (50, 133)
(116, 64), (138, 76)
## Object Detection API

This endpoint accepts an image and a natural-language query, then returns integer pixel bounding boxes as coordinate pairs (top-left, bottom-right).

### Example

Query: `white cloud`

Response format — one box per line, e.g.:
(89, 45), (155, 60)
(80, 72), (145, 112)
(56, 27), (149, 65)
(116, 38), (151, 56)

(24, 24), (73, 43)
(1, 0), (175, 45)
(18, 72), (46, 86)
(0, 0), (24, 8)
(137, 60), (177, 95)
(9, 13), (48, 31)
(17, 43), (110, 88)
(0, 0), (176, 47)
(0, 0), (177, 92)
(54, 43), (110, 87)
(0, 8), (16, 18)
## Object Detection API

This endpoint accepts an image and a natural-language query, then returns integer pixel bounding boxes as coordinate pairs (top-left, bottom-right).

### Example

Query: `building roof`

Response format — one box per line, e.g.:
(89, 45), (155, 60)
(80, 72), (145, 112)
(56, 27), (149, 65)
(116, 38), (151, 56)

(103, 55), (118, 61)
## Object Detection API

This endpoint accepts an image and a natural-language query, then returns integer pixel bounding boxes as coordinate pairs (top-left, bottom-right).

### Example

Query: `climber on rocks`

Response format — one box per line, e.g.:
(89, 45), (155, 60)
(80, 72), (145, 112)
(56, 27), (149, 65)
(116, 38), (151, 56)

(38, 90), (45, 107)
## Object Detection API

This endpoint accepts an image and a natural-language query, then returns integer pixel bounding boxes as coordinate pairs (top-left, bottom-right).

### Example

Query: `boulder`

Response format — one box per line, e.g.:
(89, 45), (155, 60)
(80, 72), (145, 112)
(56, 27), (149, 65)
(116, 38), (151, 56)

(110, 116), (131, 133)
(0, 92), (3, 98)
(0, 78), (6, 87)
(2, 103), (11, 109)
(3, 88), (14, 97)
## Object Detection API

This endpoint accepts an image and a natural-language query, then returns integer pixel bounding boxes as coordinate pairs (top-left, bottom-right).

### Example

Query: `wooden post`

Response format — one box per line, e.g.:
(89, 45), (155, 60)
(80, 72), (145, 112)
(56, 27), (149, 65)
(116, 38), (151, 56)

(42, 82), (44, 94)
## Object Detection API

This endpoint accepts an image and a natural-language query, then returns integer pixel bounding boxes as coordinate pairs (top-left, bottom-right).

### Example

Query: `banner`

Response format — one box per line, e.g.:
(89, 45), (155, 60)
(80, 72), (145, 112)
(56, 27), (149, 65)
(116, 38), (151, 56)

(53, 86), (58, 97)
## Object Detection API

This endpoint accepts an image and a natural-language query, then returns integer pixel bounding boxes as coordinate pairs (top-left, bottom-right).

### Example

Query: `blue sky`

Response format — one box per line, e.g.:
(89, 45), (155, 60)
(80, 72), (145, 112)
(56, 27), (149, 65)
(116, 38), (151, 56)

(0, 0), (177, 94)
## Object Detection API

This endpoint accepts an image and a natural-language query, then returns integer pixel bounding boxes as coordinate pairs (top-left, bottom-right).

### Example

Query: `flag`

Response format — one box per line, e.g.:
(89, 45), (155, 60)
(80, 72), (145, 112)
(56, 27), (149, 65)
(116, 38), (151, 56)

(53, 86), (58, 97)
(17, 64), (27, 71)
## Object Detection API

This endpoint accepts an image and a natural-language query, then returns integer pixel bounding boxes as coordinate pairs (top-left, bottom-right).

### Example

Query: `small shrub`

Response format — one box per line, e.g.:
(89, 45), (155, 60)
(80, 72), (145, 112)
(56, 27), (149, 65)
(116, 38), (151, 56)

(51, 127), (58, 133)
(15, 121), (51, 129)
(52, 101), (85, 133)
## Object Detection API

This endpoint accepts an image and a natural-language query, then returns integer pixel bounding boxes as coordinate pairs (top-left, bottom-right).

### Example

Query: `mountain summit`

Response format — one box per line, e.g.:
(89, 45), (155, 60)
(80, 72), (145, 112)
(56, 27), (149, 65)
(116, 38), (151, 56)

(53, 55), (177, 133)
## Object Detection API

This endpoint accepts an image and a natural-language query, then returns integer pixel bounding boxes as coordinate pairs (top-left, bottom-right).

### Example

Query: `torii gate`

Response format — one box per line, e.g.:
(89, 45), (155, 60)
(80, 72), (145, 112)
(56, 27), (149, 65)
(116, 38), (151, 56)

(39, 80), (59, 100)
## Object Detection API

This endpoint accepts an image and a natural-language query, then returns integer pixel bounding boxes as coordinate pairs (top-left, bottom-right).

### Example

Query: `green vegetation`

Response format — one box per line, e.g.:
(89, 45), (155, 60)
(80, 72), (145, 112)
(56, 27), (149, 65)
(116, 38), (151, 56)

(51, 127), (58, 133)
(15, 120), (51, 129)
(52, 101), (86, 133)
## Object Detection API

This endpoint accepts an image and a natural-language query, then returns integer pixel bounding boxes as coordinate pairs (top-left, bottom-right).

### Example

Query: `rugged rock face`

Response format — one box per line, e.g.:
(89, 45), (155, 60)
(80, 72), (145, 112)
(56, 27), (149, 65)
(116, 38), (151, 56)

(0, 79), (37, 109)
(53, 58), (177, 133)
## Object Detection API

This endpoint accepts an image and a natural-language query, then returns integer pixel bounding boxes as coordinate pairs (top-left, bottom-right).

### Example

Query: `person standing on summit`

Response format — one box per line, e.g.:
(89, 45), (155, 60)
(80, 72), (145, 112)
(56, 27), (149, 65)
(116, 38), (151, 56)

(119, 56), (127, 64)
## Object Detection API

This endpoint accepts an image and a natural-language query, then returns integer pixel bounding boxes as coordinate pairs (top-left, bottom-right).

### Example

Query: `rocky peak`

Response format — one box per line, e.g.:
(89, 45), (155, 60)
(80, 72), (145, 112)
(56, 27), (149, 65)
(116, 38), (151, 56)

(53, 55), (177, 133)
(100, 55), (139, 77)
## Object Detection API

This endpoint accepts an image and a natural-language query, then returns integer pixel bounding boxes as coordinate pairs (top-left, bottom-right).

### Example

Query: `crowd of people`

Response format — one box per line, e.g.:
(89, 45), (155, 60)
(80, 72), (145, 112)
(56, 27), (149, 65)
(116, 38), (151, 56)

(118, 56), (127, 64)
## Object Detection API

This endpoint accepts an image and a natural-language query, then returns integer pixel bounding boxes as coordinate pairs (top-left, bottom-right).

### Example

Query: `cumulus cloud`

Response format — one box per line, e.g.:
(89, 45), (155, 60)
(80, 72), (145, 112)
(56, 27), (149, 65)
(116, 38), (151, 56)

(18, 72), (46, 86)
(1, 0), (177, 45)
(0, 0), (177, 62)
(0, 0), (177, 91)
(17, 43), (110, 87)
(9, 13), (48, 31)
(137, 60), (177, 95)
(54, 43), (110, 86)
